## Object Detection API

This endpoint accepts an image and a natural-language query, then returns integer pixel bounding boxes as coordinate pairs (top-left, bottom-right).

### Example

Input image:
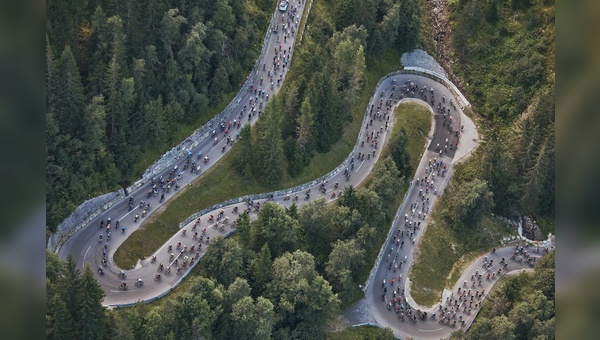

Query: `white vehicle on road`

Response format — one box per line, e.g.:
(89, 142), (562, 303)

(279, 0), (288, 11)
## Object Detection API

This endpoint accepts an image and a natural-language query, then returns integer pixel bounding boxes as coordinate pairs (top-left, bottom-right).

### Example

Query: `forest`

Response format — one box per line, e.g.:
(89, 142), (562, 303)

(46, 0), (423, 337)
(46, 0), (275, 231)
(46, 0), (554, 338)
(46, 0), (421, 233)
(449, 0), (555, 220)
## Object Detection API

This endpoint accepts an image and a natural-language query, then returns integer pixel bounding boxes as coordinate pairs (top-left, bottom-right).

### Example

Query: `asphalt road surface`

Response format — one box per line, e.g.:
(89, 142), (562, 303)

(59, 59), (466, 305)
(54, 1), (553, 338)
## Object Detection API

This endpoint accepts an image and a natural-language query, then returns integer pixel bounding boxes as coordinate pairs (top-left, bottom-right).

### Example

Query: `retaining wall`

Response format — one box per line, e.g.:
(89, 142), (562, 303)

(48, 189), (124, 252)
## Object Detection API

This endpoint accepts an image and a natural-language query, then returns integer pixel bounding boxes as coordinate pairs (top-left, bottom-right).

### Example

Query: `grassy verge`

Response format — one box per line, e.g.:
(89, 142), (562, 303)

(114, 51), (403, 268)
(387, 103), (432, 172)
(343, 102), (432, 308)
(409, 212), (515, 307)
(537, 216), (554, 237)
(327, 326), (394, 340)
(295, 0), (312, 47)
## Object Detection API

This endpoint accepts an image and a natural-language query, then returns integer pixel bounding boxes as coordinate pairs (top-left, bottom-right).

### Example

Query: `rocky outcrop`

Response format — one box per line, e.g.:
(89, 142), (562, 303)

(521, 215), (544, 241)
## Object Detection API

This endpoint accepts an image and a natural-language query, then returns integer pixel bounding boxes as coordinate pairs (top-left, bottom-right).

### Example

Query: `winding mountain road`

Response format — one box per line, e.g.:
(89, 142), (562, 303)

(57, 0), (308, 304)
(52, 1), (553, 338)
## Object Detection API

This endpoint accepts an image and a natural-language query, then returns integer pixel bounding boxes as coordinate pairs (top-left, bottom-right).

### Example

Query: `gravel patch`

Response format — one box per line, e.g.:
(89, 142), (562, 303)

(401, 49), (448, 78)
(340, 298), (376, 327)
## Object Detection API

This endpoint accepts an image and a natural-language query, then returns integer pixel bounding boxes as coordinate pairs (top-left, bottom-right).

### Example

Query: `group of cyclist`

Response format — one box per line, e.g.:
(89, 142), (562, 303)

(100, 0), (311, 294)
(372, 78), (547, 330)
(375, 79), (462, 327)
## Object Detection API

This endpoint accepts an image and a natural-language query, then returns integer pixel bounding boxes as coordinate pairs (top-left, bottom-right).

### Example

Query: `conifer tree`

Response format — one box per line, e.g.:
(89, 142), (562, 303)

(59, 257), (82, 330)
(48, 293), (75, 340)
(253, 98), (285, 185)
(79, 265), (109, 340)
(250, 244), (273, 296)
(55, 46), (86, 137)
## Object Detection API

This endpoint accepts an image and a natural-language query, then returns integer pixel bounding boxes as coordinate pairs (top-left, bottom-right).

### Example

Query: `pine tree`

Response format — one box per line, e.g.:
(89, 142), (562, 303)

(397, 0), (421, 50)
(250, 244), (273, 296)
(309, 71), (342, 153)
(143, 308), (171, 340)
(235, 212), (253, 249)
(478, 128), (515, 214)
(298, 199), (333, 254)
(378, 4), (401, 51)
(144, 45), (161, 99)
(46, 39), (62, 225)
(280, 83), (300, 139)
(160, 8), (187, 60)
(369, 156), (403, 208)
(105, 16), (129, 79)
(105, 58), (136, 176)
(178, 22), (210, 86)
(519, 129), (554, 215)
(389, 127), (411, 177)
(202, 237), (245, 286)
(266, 251), (340, 339)
(46, 35), (59, 114)
(56, 46), (86, 137)
(326, 239), (365, 301)
(105, 55), (123, 141)
(296, 96), (314, 149)
(83, 95), (108, 165)
(209, 64), (230, 104)
(47, 0), (80, 51)
(229, 296), (275, 340)
(48, 293), (75, 340)
(233, 124), (254, 177)
(253, 98), (286, 185)
(144, 96), (167, 145)
(142, 0), (165, 47)
(59, 256), (82, 332)
(131, 58), (147, 104)
(79, 265), (109, 340)
(333, 0), (362, 30)
(212, 0), (236, 36)
(123, 0), (145, 57)
(86, 6), (108, 97)
(253, 202), (300, 258)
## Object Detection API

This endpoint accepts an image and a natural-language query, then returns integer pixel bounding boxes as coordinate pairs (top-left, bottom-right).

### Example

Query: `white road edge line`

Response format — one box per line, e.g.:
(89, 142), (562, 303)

(356, 160), (365, 171)
(83, 245), (91, 264)
(418, 327), (444, 332)
(120, 206), (140, 220)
